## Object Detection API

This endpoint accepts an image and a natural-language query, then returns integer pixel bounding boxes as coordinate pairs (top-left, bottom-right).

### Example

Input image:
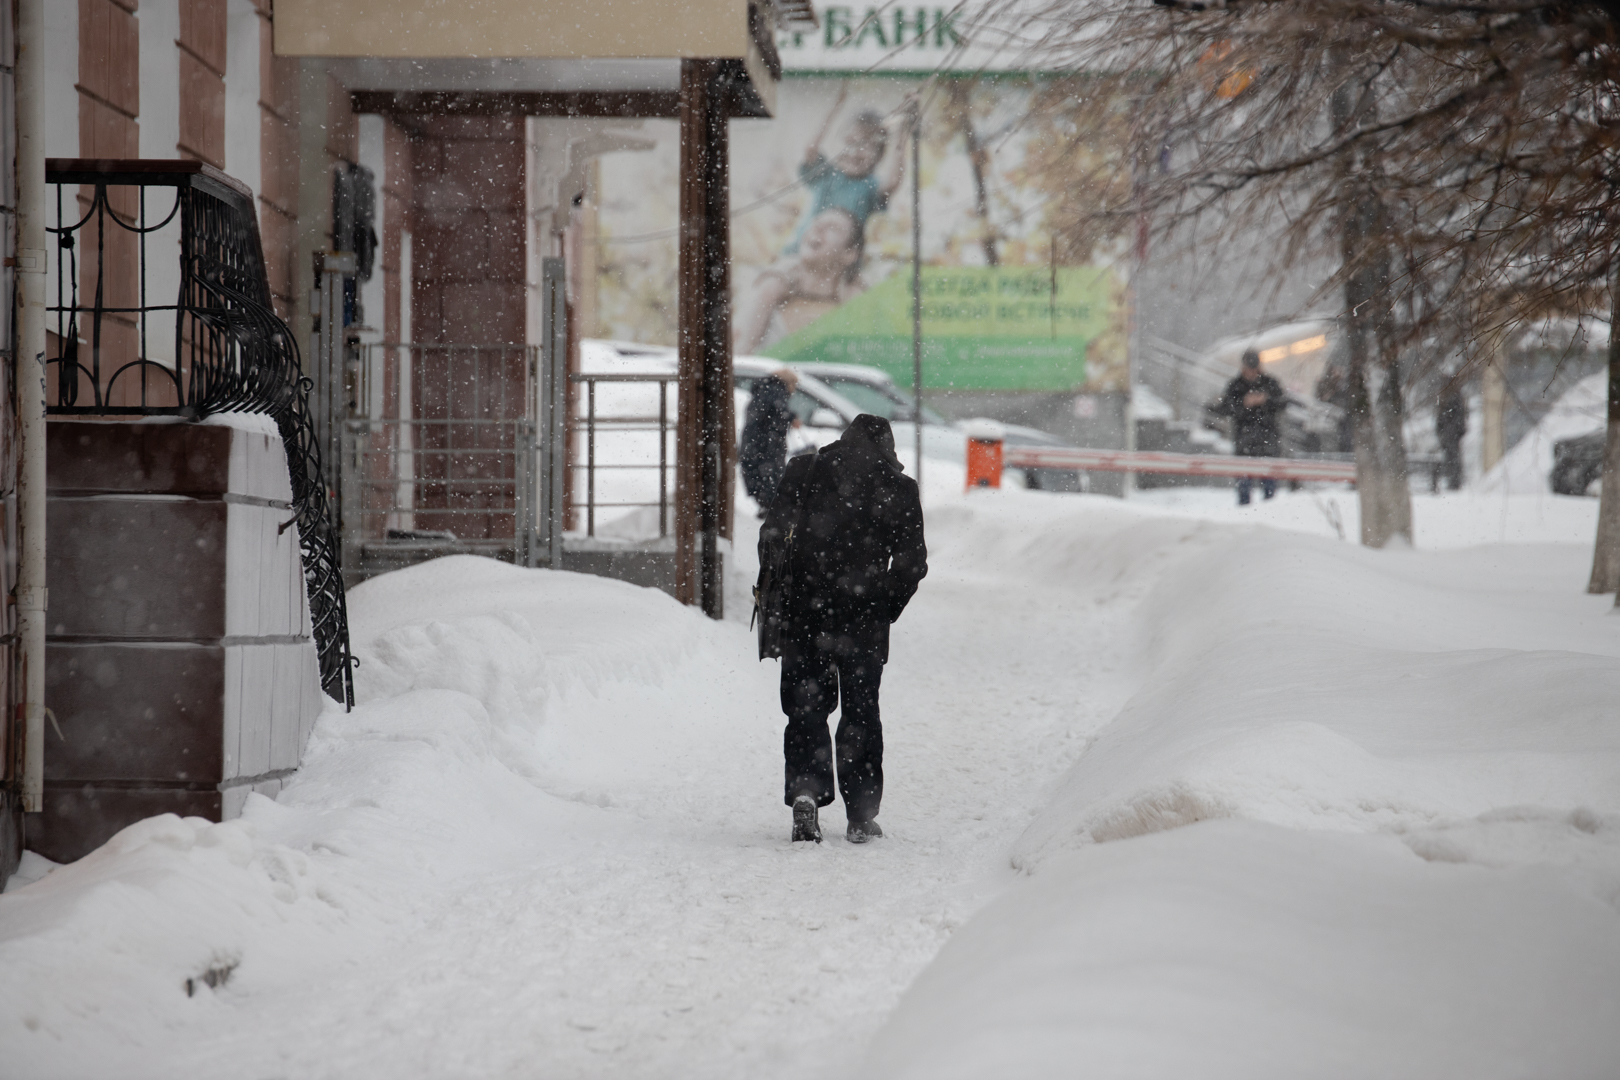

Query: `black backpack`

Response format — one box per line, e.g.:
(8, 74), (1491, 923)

(752, 449), (818, 661)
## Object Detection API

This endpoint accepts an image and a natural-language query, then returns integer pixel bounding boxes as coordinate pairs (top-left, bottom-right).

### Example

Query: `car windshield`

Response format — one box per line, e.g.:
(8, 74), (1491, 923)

(817, 376), (948, 426)
(788, 389), (835, 425)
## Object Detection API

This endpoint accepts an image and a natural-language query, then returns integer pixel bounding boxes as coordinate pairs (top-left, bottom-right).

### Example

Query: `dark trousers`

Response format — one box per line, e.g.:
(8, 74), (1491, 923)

(1237, 476), (1277, 504)
(1441, 440), (1463, 490)
(780, 635), (884, 823)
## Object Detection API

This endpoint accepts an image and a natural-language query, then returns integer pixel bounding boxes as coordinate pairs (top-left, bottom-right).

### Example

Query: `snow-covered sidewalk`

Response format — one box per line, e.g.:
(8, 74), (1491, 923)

(3, 486), (1618, 1078)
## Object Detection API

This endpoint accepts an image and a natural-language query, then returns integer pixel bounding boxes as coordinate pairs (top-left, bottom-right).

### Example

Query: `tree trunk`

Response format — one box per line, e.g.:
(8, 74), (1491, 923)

(946, 80), (999, 267)
(1333, 65), (1413, 548)
(1589, 277), (1620, 593)
(1339, 212), (1413, 546)
(1355, 345), (1414, 546)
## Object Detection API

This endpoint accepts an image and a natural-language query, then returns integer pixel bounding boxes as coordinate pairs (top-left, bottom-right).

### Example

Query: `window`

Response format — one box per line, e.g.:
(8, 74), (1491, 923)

(819, 377), (949, 426)
(789, 390), (841, 426)
(820, 378), (900, 421)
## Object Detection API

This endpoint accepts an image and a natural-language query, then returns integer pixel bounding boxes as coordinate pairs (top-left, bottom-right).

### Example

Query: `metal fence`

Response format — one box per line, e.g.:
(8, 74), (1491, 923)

(569, 372), (678, 539)
(343, 343), (537, 575)
(343, 337), (683, 579)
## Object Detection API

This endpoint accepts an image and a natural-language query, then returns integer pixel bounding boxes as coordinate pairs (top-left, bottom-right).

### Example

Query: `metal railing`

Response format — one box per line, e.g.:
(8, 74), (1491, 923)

(569, 372), (678, 539)
(1002, 443), (1448, 489)
(44, 159), (352, 705)
(46, 160), (306, 416)
(344, 345), (681, 569)
(345, 343), (538, 569)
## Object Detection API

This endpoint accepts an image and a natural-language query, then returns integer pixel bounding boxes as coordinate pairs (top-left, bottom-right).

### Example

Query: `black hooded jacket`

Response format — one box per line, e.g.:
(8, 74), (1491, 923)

(759, 414), (927, 660)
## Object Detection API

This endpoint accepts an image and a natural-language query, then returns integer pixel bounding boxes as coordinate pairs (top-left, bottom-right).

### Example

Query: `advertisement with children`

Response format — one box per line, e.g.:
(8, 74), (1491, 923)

(591, 7), (1129, 394)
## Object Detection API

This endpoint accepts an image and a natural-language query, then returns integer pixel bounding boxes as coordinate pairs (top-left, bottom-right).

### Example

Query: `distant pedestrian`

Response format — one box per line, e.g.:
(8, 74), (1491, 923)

(754, 414), (927, 845)
(739, 371), (800, 514)
(1436, 378), (1467, 491)
(1314, 361), (1354, 453)
(1217, 349), (1288, 504)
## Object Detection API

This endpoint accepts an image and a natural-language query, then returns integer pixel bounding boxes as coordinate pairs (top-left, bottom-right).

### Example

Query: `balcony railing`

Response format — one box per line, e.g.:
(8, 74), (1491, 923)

(45, 158), (353, 705)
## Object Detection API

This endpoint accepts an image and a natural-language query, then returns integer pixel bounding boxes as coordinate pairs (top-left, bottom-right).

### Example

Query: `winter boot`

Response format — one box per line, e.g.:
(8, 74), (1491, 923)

(792, 795), (822, 843)
(845, 819), (883, 844)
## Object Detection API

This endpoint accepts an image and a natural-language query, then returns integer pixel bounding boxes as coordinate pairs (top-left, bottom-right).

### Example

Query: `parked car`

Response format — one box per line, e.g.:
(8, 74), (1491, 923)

(580, 340), (863, 447)
(790, 361), (1082, 489)
(574, 342), (888, 535)
(784, 361), (967, 464)
(1552, 428), (1605, 496)
(786, 362), (950, 425)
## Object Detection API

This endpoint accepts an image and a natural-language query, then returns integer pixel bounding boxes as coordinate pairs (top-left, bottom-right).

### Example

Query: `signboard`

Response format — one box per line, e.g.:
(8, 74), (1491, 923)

(776, 4), (1030, 73)
(765, 266), (1118, 391)
(591, 6), (1128, 393)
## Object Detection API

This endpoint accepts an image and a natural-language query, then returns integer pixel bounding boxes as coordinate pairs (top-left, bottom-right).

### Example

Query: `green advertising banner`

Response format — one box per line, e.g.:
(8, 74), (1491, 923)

(594, 73), (1131, 392)
(760, 265), (1118, 391)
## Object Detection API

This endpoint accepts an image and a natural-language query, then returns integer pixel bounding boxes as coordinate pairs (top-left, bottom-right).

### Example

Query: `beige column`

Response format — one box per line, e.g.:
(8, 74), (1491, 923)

(1481, 356), (1506, 475)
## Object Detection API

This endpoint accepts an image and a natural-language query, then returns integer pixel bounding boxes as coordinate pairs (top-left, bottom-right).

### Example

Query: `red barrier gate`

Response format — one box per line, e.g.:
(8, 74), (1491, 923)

(1000, 445), (1358, 483)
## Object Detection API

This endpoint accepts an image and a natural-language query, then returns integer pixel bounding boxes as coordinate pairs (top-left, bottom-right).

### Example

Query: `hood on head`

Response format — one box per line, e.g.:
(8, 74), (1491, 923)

(841, 413), (904, 471)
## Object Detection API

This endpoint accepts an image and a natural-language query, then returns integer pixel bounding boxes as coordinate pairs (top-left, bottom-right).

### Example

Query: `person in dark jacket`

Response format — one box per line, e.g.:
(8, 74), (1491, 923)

(739, 371), (799, 513)
(1217, 349), (1288, 504)
(1435, 378), (1467, 491)
(1314, 360), (1354, 454)
(757, 414), (927, 844)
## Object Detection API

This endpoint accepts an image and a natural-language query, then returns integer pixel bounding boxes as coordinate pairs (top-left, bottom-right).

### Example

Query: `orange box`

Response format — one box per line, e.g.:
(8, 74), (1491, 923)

(965, 437), (1003, 489)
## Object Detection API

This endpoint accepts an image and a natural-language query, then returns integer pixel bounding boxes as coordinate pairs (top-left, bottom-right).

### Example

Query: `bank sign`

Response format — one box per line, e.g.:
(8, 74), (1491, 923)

(778, 4), (1025, 73)
(762, 267), (1116, 392)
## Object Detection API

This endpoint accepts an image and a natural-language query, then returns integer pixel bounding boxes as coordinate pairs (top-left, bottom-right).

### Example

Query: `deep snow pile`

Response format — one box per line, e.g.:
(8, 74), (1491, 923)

(2, 482), (1618, 1079)
(862, 500), (1620, 1079)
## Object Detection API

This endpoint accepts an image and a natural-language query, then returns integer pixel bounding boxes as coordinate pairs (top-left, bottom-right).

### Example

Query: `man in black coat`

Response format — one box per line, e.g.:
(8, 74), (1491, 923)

(1217, 349), (1288, 504)
(739, 371), (799, 513)
(758, 414), (927, 844)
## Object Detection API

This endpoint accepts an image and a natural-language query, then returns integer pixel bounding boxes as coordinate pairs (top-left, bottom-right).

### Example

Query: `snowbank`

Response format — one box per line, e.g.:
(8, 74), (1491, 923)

(1479, 371), (1606, 495)
(861, 500), (1620, 1078)
(1013, 529), (1620, 865)
(1130, 485), (1598, 549)
(864, 819), (1620, 1080)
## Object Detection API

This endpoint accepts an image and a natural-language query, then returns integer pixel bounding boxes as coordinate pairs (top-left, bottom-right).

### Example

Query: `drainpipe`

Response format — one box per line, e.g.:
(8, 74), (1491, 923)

(15, 0), (47, 812)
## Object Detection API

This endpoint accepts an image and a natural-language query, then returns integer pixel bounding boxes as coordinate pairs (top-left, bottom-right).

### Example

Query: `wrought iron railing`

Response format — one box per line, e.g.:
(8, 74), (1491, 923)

(45, 159), (353, 705)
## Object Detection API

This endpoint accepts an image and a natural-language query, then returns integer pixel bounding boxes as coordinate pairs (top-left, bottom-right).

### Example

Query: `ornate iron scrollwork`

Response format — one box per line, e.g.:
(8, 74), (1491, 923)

(45, 159), (354, 706)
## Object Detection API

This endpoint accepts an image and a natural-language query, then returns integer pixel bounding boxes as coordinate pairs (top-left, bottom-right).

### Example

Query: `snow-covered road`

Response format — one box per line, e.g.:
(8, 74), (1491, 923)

(4, 486), (1619, 1078)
